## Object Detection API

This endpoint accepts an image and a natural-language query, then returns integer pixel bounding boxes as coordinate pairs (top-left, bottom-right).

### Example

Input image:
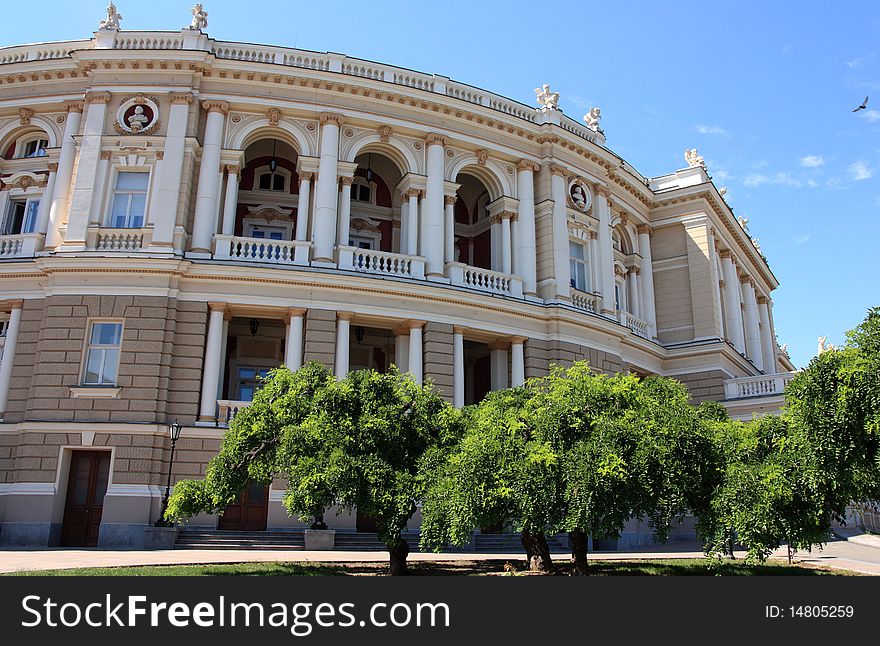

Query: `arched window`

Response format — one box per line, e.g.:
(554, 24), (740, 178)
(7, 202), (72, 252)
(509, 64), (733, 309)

(350, 177), (373, 203)
(13, 134), (49, 159)
(255, 166), (291, 192)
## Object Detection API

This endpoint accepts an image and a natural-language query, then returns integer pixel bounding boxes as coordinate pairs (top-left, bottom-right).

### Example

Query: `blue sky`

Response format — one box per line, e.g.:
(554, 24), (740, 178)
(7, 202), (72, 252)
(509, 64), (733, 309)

(4, 1), (878, 368)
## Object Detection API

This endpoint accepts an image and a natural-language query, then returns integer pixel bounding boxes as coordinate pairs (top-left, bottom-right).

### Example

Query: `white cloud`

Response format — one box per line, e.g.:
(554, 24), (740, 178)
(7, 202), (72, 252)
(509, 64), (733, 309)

(846, 53), (877, 68)
(696, 124), (730, 136)
(744, 174), (768, 187)
(800, 155), (825, 168)
(859, 109), (880, 122)
(848, 161), (874, 181)
(794, 233), (811, 247)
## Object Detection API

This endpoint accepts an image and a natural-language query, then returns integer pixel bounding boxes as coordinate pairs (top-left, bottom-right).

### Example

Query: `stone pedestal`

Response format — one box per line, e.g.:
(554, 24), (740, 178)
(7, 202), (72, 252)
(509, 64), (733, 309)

(304, 529), (336, 551)
(143, 526), (180, 550)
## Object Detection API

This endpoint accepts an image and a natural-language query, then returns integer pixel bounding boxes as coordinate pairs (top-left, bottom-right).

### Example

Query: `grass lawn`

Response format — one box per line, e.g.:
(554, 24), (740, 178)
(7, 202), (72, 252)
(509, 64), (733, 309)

(4, 558), (859, 576)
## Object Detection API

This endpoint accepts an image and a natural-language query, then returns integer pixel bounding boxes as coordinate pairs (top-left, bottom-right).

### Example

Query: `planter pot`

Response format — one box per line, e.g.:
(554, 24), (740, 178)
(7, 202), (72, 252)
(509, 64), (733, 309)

(304, 529), (335, 551)
(143, 526), (180, 550)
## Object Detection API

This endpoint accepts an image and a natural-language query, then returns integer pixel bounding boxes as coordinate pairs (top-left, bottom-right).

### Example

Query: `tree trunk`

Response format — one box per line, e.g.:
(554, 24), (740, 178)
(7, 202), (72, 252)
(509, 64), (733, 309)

(570, 529), (589, 575)
(521, 530), (553, 573)
(387, 538), (410, 576)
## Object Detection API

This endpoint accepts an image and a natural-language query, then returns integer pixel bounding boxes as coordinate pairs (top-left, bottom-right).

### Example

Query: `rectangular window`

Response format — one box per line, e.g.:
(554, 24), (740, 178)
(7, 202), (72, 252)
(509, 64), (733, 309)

(250, 226), (285, 240)
(20, 139), (48, 158)
(569, 241), (588, 292)
(82, 322), (123, 386)
(349, 234), (375, 250)
(237, 366), (271, 401)
(109, 172), (148, 228)
(3, 199), (40, 235)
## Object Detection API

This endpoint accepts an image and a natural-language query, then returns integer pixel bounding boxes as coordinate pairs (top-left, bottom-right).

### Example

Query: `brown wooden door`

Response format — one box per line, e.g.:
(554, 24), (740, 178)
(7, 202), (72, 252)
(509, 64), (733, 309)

(356, 509), (379, 533)
(219, 482), (269, 531)
(61, 451), (111, 547)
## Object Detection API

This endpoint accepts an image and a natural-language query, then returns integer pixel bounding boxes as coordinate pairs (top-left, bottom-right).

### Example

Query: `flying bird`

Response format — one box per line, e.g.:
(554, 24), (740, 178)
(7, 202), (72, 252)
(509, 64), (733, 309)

(853, 96), (869, 112)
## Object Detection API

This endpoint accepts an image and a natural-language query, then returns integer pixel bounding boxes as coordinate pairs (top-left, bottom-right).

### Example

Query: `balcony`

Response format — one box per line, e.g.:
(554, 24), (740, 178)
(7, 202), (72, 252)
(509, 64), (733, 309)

(723, 373), (796, 400)
(89, 227), (151, 252)
(216, 399), (251, 426)
(214, 235), (310, 266)
(618, 310), (651, 339)
(337, 245), (425, 279)
(571, 289), (600, 313)
(446, 262), (523, 298)
(0, 233), (41, 259)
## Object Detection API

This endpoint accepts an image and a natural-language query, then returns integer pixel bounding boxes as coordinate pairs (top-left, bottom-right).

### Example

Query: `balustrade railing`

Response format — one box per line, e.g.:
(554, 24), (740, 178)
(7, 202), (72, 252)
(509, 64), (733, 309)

(723, 373), (796, 400)
(571, 289), (599, 313)
(0, 233), (41, 258)
(447, 263), (524, 298)
(214, 235), (310, 266)
(94, 228), (146, 251)
(337, 246), (425, 279)
(617, 310), (651, 339)
(216, 400), (250, 426)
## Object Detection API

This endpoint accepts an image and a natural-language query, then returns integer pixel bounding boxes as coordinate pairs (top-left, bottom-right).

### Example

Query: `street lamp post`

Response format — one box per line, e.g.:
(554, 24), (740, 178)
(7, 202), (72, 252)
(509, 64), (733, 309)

(155, 419), (182, 527)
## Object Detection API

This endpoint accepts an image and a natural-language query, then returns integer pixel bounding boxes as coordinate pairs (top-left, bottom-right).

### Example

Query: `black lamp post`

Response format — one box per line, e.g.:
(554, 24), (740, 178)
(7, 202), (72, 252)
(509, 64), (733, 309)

(155, 419), (182, 527)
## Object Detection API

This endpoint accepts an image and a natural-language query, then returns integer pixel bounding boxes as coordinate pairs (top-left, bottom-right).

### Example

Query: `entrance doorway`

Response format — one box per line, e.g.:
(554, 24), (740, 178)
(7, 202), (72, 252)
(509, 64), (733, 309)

(61, 451), (111, 547)
(218, 482), (269, 531)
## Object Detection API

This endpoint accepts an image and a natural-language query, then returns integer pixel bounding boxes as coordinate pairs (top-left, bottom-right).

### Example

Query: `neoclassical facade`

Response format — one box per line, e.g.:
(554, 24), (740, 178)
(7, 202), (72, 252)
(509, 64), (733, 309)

(0, 13), (794, 547)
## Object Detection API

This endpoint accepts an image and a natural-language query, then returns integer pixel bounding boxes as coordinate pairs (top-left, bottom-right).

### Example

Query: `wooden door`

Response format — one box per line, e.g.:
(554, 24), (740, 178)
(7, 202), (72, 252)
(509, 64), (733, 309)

(61, 451), (111, 547)
(218, 481), (269, 531)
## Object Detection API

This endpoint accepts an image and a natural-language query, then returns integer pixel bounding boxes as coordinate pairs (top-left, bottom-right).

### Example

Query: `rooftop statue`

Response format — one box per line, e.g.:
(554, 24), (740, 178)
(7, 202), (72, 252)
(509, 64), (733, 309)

(188, 3), (209, 30)
(534, 84), (560, 112)
(99, 2), (123, 31)
(584, 107), (602, 132)
(684, 148), (706, 169)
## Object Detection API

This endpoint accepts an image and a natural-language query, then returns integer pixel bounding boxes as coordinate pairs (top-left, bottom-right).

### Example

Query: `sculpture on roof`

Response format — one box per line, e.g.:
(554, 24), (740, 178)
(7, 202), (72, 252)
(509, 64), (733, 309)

(99, 2), (123, 31)
(719, 186), (728, 197)
(737, 216), (750, 232)
(684, 148), (706, 169)
(188, 3), (209, 30)
(584, 107), (602, 132)
(534, 84), (560, 112)
(817, 336), (836, 355)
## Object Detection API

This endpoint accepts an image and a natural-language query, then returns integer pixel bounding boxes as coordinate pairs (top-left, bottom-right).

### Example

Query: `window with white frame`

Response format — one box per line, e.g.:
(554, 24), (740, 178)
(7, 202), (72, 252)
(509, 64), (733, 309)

(243, 219), (292, 241)
(82, 322), (123, 386)
(109, 172), (149, 228)
(350, 178), (373, 203)
(3, 198), (40, 235)
(258, 171), (287, 192)
(237, 366), (272, 401)
(14, 136), (48, 159)
(569, 240), (589, 292)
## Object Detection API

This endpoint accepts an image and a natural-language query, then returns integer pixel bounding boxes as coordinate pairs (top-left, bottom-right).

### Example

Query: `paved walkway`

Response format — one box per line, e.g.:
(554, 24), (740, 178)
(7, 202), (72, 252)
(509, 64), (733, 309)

(1, 531), (877, 574)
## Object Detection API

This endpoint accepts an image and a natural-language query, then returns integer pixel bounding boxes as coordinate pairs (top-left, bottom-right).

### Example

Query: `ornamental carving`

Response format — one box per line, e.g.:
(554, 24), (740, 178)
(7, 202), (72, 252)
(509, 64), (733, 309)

(98, 2), (123, 31)
(568, 178), (592, 213)
(18, 108), (33, 125)
(684, 148), (706, 169)
(351, 217), (380, 233)
(115, 94), (161, 136)
(584, 107), (602, 133)
(377, 125), (392, 142)
(534, 84), (560, 112)
(267, 107), (282, 126)
(475, 149), (488, 165)
(187, 3), (208, 30)
(203, 100), (230, 115)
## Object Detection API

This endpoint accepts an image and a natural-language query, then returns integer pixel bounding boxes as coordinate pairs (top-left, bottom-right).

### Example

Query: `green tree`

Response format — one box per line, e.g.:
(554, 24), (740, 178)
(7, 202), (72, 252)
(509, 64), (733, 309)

(167, 363), (461, 575)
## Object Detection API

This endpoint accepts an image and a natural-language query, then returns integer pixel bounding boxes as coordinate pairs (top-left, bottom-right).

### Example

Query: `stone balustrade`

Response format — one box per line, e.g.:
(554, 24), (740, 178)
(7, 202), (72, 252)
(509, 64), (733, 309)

(337, 246), (425, 279)
(216, 399), (250, 426)
(0, 233), (41, 259)
(723, 373), (797, 400)
(447, 262), (524, 298)
(214, 235), (310, 266)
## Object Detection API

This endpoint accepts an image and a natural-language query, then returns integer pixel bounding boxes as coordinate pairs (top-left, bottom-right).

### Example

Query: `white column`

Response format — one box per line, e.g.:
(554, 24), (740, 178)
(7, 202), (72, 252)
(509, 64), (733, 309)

(515, 161), (538, 295)
(705, 231), (724, 338)
(500, 214), (513, 275)
(453, 326), (464, 408)
(444, 195), (456, 264)
(588, 231), (600, 293)
(220, 165), (240, 236)
(490, 220), (501, 271)
(549, 165), (571, 299)
(313, 113), (343, 262)
(423, 135), (445, 276)
(198, 303), (226, 421)
(334, 312), (352, 379)
(295, 173), (312, 241)
(217, 317), (229, 400)
(489, 344), (509, 391)
(90, 152), (111, 226)
(150, 93), (192, 249)
(395, 330), (410, 373)
(741, 280), (763, 371)
(758, 299), (776, 374)
(408, 321), (424, 384)
(595, 187), (616, 314)
(628, 269), (641, 319)
(46, 102), (83, 250)
(406, 190), (420, 256)
(337, 176), (353, 249)
(63, 92), (110, 249)
(285, 308), (305, 371)
(637, 225), (657, 336)
(511, 338), (525, 388)
(34, 165), (57, 237)
(0, 303), (23, 418)
(720, 253), (746, 354)
(191, 101), (228, 253)
(399, 199), (410, 254)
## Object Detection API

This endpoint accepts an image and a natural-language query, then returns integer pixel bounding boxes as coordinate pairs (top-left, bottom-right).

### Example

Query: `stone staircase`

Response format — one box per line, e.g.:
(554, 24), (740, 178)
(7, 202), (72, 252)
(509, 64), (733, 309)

(175, 529), (305, 550)
(473, 533), (569, 553)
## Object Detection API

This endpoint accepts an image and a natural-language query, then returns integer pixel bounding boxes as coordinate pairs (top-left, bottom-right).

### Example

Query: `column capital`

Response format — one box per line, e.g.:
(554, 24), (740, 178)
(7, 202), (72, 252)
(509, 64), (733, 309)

(637, 224), (652, 235)
(319, 112), (345, 126)
(739, 274), (753, 285)
(549, 163), (568, 177)
(208, 302), (227, 312)
(487, 339), (510, 351)
(287, 307), (307, 318)
(100, 151), (113, 160)
(298, 171), (315, 183)
(84, 91), (111, 104)
(405, 188), (423, 200)
(444, 194), (458, 206)
(718, 249), (733, 260)
(168, 92), (194, 104)
(452, 326), (467, 335)
(64, 100), (85, 113)
(407, 319), (426, 330)
(588, 229), (598, 240)
(1, 299), (24, 310)
(595, 185), (611, 199)
(756, 295), (769, 305)
(202, 100), (230, 115)
(628, 266), (641, 276)
(517, 159), (540, 173)
(47, 162), (59, 173)
(337, 311), (354, 321)
(425, 133), (447, 147)
(338, 175), (354, 187)
(490, 210), (517, 224)
(509, 335), (528, 345)
(224, 164), (241, 176)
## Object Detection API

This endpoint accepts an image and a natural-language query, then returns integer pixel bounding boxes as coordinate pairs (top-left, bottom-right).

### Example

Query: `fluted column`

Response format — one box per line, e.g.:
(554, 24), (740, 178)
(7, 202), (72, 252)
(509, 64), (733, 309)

(220, 165), (240, 236)
(444, 194), (456, 264)
(313, 113), (343, 262)
(285, 308), (306, 371)
(757, 297), (776, 374)
(63, 92), (110, 249)
(549, 164), (571, 299)
(337, 176), (353, 249)
(406, 189), (420, 256)
(637, 225), (657, 336)
(720, 252), (746, 353)
(741, 278), (763, 371)
(150, 92), (193, 250)
(423, 134), (446, 276)
(500, 212), (513, 275)
(295, 172), (313, 241)
(198, 303), (227, 421)
(334, 312), (352, 379)
(46, 102), (83, 250)
(706, 231), (724, 338)
(628, 268), (641, 319)
(588, 230), (600, 294)
(217, 316), (230, 400)
(595, 186), (616, 315)
(510, 337), (525, 388)
(453, 326), (464, 408)
(515, 161), (539, 296)
(34, 163), (57, 237)
(191, 101), (229, 253)
(0, 302), (23, 418)
(408, 321), (424, 384)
